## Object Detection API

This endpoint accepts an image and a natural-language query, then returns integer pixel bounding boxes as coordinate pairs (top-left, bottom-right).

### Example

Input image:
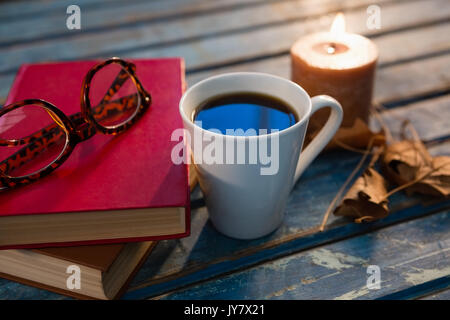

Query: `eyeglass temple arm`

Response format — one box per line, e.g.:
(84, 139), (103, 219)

(79, 94), (139, 141)
(0, 125), (66, 180)
(98, 68), (130, 106)
(78, 69), (138, 141)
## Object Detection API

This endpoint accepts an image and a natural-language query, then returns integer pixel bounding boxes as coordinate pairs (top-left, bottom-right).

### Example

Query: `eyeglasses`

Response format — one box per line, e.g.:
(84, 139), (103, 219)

(0, 57), (151, 190)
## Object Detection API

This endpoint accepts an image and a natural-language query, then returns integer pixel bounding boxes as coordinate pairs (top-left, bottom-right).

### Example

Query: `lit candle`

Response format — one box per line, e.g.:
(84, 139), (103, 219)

(291, 13), (378, 129)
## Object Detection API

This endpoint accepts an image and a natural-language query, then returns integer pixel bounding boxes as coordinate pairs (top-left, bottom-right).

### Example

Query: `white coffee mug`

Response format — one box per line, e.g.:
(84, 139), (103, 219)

(179, 72), (343, 239)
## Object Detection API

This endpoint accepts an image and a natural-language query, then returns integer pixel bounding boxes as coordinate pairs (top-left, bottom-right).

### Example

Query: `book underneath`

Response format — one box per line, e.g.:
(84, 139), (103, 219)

(0, 241), (155, 299)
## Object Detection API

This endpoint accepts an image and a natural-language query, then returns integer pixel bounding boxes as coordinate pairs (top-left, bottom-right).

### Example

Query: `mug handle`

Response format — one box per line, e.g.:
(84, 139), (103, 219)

(293, 95), (343, 185)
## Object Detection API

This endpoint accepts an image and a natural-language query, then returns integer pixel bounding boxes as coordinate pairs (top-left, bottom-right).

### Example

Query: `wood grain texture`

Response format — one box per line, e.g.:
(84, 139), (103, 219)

(133, 0), (449, 73)
(1, 0), (447, 76)
(0, 0), (291, 45)
(420, 288), (450, 300)
(0, 0), (270, 21)
(187, 21), (450, 82)
(380, 275), (450, 299)
(187, 54), (450, 109)
(0, 278), (70, 300)
(2, 1), (449, 103)
(158, 210), (450, 300)
(0, 0), (399, 74)
(372, 94), (450, 141)
(0, 0), (391, 103)
(187, 22), (450, 102)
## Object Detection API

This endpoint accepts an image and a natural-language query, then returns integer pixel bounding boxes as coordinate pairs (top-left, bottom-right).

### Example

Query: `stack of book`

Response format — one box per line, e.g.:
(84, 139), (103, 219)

(0, 58), (190, 299)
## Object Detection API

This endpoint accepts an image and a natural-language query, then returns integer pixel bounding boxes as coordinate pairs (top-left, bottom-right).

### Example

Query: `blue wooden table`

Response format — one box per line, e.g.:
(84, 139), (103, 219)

(0, 0), (449, 300)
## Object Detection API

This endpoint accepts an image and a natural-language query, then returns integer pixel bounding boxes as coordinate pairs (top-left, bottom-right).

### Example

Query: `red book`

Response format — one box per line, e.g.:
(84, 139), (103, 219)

(0, 58), (190, 249)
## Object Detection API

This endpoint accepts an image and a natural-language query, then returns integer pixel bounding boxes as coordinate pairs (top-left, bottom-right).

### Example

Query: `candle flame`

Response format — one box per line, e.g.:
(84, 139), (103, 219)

(330, 12), (346, 35)
(326, 44), (336, 54)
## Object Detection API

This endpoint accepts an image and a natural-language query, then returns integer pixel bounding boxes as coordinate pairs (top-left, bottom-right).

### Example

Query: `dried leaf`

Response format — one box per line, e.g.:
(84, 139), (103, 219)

(327, 118), (386, 150)
(383, 140), (431, 183)
(407, 156), (450, 197)
(382, 140), (450, 197)
(334, 168), (389, 223)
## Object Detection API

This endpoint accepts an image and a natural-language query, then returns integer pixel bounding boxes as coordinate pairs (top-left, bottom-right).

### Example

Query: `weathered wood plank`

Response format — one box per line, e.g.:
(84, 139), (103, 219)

(371, 94), (450, 141)
(186, 23), (450, 103)
(5, 54), (447, 107)
(0, 0), (288, 45)
(3, 19), (450, 108)
(0, 278), (70, 300)
(159, 210), (450, 300)
(187, 22), (450, 83)
(0, 0), (268, 21)
(125, 199), (450, 299)
(0, 0), (445, 75)
(0, 0), (392, 103)
(122, 96), (450, 299)
(0, 0), (127, 18)
(127, 0), (450, 72)
(187, 54), (450, 112)
(374, 54), (450, 106)
(420, 288), (450, 300)
(0, 74), (14, 104)
(380, 275), (450, 299)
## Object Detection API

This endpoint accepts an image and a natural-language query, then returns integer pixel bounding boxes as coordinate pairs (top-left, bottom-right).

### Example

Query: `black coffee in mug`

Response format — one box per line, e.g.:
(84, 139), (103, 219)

(192, 92), (298, 136)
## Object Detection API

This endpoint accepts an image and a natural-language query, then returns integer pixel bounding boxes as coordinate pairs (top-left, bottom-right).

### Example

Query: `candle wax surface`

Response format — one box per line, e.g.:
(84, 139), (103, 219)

(291, 32), (378, 70)
(290, 31), (378, 127)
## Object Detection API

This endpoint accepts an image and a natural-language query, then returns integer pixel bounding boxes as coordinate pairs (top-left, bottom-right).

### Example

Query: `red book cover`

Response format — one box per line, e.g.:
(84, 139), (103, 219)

(0, 58), (190, 249)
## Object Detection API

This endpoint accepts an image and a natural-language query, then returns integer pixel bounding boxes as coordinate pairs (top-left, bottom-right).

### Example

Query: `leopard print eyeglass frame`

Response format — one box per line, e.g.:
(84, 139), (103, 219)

(0, 57), (152, 190)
